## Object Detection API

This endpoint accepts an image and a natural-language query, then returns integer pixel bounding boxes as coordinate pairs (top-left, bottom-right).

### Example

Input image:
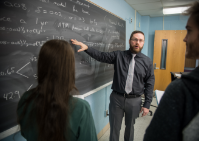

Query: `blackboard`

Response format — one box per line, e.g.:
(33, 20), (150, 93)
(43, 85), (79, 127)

(0, 0), (126, 133)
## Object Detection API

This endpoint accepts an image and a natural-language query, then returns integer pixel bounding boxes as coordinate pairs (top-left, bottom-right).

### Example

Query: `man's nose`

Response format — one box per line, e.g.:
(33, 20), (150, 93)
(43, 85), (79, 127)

(183, 34), (187, 42)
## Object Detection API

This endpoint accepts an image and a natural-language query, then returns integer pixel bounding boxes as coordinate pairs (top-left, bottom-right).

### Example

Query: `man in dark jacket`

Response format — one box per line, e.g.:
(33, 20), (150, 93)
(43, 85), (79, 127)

(144, 1), (199, 141)
(71, 30), (155, 141)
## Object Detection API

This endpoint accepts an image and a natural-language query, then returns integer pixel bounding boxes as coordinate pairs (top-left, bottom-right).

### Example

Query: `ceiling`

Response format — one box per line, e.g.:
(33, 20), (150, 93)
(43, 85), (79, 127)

(124, 0), (199, 17)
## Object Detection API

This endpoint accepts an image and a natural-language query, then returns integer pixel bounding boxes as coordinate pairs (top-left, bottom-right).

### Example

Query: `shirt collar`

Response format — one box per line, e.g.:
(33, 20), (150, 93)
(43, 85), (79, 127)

(127, 49), (142, 58)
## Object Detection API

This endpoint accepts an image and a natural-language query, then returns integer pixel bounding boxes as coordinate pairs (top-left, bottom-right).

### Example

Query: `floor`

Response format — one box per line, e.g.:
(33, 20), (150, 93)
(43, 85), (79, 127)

(98, 97), (158, 141)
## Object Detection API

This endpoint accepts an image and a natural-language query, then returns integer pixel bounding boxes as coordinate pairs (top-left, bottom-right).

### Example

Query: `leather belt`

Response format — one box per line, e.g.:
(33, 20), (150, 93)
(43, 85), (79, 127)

(113, 91), (140, 98)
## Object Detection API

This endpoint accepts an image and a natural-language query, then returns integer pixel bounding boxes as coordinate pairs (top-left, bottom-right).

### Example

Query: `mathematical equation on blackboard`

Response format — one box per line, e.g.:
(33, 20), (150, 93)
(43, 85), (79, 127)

(0, 0), (125, 97)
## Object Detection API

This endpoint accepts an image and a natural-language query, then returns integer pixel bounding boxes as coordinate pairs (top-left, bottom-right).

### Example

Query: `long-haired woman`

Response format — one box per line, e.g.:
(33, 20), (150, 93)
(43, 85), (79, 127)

(17, 39), (98, 141)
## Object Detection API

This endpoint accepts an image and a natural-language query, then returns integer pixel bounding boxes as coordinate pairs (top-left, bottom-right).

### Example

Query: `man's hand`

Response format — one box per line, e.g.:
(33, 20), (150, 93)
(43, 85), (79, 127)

(71, 39), (88, 52)
(140, 107), (149, 117)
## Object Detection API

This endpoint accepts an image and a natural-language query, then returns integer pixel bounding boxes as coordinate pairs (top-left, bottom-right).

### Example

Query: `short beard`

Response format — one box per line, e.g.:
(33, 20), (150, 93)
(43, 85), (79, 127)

(186, 43), (199, 59)
(130, 45), (143, 54)
(186, 36), (199, 59)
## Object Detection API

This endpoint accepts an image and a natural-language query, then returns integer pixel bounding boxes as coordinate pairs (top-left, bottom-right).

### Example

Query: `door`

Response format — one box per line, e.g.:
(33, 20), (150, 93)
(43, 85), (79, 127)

(153, 30), (186, 91)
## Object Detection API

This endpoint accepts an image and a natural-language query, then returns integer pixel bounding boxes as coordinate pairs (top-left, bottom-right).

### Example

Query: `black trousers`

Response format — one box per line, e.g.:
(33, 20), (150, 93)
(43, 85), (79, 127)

(109, 91), (142, 141)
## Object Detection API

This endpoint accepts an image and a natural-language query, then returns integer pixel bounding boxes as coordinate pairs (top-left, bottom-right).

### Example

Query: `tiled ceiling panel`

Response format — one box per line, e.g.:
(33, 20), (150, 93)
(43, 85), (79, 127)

(162, 0), (197, 7)
(150, 13), (165, 17)
(125, 0), (199, 17)
(125, 0), (160, 5)
(138, 9), (163, 16)
(130, 2), (162, 10)
(161, 0), (195, 2)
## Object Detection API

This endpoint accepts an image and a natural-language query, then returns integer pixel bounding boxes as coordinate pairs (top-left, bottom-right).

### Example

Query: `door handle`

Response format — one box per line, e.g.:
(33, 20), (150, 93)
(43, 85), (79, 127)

(153, 63), (159, 70)
(154, 63), (156, 70)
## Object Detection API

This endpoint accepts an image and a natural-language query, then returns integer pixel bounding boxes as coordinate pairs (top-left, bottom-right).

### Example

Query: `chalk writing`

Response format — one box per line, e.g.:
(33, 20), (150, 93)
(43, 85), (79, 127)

(57, 21), (70, 28)
(72, 24), (82, 31)
(0, 40), (46, 47)
(4, 1), (27, 10)
(76, 0), (90, 8)
(0, 17), (11, 22)
(84, 41), (106, 48)
(3, 91), (20, 101)
(111, 35), (119, 39)
(36, 18), (48, 29)
(82, 9), (90, 15)
(30, 56), (37, 62)
(118, 22), (124, 27)
(16, 62), (30, 78)
(20, 19), (26, 24)
(40, 0), (49, 3)
(33, 74), (38, 79)
(0, 67), (15, 76)
(109, 19), (118, 26)
(90, 19), (97, 25)
(96, 29), (103, 34)
(35, 7), (62, 17)
(0, 41), (9, 45)
(68, 16), (85, 22)
(0, 27), (5, 30)
(27, 84), (33, 91)
(80, 57), (96, 64)
(52, 35), (65, 40)
(1, 26), (46, 34)
(73, 5), (78, 12)
(53, 2), (66, 7)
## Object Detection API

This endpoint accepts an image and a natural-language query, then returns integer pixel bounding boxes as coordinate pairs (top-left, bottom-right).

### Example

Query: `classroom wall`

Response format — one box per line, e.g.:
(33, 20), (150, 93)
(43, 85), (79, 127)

(147, 15), (189, 61)
(1, 0), (136, 140)
(136, 12), (142, 31)
(141, 16), (150, 56)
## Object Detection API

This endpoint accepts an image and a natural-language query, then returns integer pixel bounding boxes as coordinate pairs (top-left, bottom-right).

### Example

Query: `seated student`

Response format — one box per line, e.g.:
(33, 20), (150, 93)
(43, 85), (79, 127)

(144, 2), (199, 141)
(17, 40), (98, 141)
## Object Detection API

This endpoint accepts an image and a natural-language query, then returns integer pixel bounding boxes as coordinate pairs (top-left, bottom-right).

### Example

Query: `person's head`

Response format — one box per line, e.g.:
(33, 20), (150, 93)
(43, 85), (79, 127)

(183, 1), (199, 59)
(129, 30), (145, 54)
(38, 39), (75, 90)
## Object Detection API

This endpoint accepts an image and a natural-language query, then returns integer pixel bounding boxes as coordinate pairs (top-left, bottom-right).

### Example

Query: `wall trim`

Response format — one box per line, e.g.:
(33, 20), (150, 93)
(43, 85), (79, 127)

(97, 122), (110, 140)
(0, 125), (20, 140)
(134, 10), (136, 30)
(83, 81), (112, 98)
(163, 16), (164, 30)
(0, 81), (113, 140)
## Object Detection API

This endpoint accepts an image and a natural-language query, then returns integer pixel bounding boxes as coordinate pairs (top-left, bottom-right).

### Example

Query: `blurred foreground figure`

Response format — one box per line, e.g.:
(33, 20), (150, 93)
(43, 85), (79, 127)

(144, 2), (199, 141)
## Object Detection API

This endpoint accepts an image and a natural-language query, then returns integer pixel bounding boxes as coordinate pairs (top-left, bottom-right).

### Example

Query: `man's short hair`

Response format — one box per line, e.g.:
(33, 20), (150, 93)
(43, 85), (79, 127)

(130, 30), (145, 40)
(183, 1), (199, 29)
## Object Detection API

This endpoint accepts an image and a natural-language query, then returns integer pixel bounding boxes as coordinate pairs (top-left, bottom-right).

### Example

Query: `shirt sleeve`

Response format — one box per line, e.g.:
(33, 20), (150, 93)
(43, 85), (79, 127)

(85, 46), (118, 64)
(77, 101), (98, 141)
(143, 80), (184, 141)
(143, 62), (155, 108)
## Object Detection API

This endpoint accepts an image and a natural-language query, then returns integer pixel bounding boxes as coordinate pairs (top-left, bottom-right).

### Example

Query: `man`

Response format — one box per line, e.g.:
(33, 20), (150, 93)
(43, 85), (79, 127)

(71, 30), (155, 141)
(144, 1), (199, 141)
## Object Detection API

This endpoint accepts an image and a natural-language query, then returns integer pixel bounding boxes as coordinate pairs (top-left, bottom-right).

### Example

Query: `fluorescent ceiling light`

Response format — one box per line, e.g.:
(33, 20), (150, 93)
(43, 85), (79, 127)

(163, 6), (189, 15)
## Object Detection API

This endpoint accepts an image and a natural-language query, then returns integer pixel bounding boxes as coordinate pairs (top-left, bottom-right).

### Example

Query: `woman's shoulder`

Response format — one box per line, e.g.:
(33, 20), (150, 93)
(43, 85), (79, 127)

(18, 90), (34, 106)
(70, 97), (90, 109)
(69, 97), (92, 118)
